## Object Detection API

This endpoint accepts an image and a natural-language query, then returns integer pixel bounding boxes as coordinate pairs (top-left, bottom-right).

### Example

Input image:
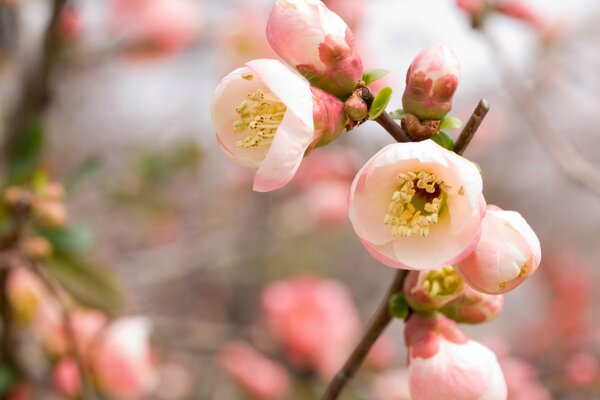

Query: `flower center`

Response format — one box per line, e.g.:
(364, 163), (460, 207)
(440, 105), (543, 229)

(422, 266), (462, 297)
(384, 171), (450, 237)
(233, 89), (286, 148)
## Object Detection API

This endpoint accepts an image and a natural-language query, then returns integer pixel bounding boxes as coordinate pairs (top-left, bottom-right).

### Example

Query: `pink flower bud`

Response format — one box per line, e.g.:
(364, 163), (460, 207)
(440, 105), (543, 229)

(219, 341), (292, 400)
(261, 276), (361, 378)
(455, 206), (541, 294)
(266, 0), (363, 98)
(402, 45), (461, 121)
(212, 59), (345, 192)
(404, 267), (465, 311)
(52, 358), (81, 398)
(441, 285), (504, 324)
(348, 140), (485, 270)
(405, 313), (507, 400)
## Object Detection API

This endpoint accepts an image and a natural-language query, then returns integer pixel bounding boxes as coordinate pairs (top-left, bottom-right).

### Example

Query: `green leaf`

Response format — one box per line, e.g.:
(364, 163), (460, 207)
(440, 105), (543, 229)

(439, 116), (463, 130)
(368, 87), (393, 120)
(38, 223), (95, 255)
(431, 131), (455, 151)
(389, 109), (406, 120)
(362, 68), (389, 86)
(47, 256), (123, 313)
(65, 157), (102, 194)
(388, 293), (409, 319)
(7, 120), (44, 184)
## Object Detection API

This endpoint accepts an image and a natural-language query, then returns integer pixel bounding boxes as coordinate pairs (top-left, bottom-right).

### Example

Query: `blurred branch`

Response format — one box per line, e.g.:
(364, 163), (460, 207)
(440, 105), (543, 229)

(486, 34), (600, 199)
(4, 0), (67, 159)
(321, 99), (490, 400)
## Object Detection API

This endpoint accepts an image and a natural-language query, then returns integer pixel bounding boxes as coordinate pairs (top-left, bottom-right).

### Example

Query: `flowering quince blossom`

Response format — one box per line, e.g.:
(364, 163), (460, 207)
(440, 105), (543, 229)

(349, 140), (485, 270)
(219, 341), (292, 400)
(52, 358), (81, 398)
(212, 59), (346, 192)
(455, 205), (541, 294)
(403, 266), (465, 311)
(261, 276), (361, 378)
(267, 0), (363, 99)
(402, 45), (461, 121)
(441, 285), (504, 324)
(405, 313), (507, 400)
(91, 317), (157, 399)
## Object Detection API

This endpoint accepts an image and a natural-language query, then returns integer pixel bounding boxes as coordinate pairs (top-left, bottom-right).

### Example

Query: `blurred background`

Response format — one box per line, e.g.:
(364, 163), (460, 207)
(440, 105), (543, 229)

(1, 0), (600, 399)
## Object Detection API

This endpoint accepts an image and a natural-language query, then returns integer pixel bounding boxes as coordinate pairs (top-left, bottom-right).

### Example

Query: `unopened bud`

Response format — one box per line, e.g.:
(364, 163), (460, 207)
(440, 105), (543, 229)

(402, 45), (461, 121)
(311, 86), (347, 149)
(441, 286), (504, 324)
(403, 267), (465, 312)
(22, 236), (52, 260)
(3, 186), (33, 209)
(39, 183), (65, 202)
(34, 201), (67, 228)
(344, 92), (368, 122)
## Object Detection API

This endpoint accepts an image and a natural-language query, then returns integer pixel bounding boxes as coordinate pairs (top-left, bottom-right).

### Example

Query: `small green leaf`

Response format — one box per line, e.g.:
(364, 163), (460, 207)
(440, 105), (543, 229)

(389, 109), (406, 120)
(38, 223), (95, 255)
(431, 131), (455, 151)
(388, 293), (409, 319)
(439, 116), (463, 130)
(47, 256), (123, 313)
(368, 87), (393, 120)
(362, 68), (389, 86)
(7, 120), (44, 184)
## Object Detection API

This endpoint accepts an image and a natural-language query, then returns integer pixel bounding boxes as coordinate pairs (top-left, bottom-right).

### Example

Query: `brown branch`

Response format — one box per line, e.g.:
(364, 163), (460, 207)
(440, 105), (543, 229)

(454, 99), (490, 155)
(320, 98), (491, 400)
(357, 86), (411, 143)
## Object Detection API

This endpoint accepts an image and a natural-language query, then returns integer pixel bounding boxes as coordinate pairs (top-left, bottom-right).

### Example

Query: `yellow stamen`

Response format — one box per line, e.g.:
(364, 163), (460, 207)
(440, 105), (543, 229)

(423, 267), (463, 297)
(384, 171), (450, 237)
(233, 89), (286, 148)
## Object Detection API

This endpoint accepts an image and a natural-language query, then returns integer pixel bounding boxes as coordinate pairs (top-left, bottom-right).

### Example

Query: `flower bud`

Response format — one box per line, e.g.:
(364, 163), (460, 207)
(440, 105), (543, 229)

(52, 358), (81, 398)
(455, 206), (541, 294)
(405, 313), (507, 400)
(403, 267), (465, 311)
(22, 236), (52, 260)
(311, 86), (347, 148)
(344, 91), (368, 122)
(33, 201), (67, 228)
(3, 186), (32, 209)
(266, 0), (363, 99)
(441, 285), (504, 324)
(402, 45), (461, 121)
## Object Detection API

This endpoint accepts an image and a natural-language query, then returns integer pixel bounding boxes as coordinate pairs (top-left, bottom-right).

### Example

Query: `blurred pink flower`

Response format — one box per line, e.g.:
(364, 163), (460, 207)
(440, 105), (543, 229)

(565, 351), (599, 387)
(219, 341), (292, 400)
(267, 0), (363, 98)
(371, 369), (412, 400)
(91, 317), (157, 399)
(212, 59), (345, 192)
(110, 0), (201, 57)
(455, 206), (541, 294)
(7, 267), (50, 323)
(441, 285), (504, 324)
(456, 0), (487, 18)
(402, 45), (461, 121)
(499, 357), (551, 400)
(261, 276), (361, 378)
(404, 313), (507, 400)
(366, 334), (398, 371)
(323, 0), (367, 31)
(52, 358), (81, 398)
(348, 140), (485, 270)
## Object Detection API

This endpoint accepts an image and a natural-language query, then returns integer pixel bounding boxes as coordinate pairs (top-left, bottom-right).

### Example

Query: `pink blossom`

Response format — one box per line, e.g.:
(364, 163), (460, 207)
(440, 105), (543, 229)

(261, 276), (361, 378)
(455, 206), (541, 294)
(404, 313), (507, 400)
(565, 351), (599, 387)
(441, 285), (504, 324)
(403, 267), (465, 311)
(219, 341), (292, 400)
(266, 0), (363, 98)
(348, 140), (485, 270)
(110, 0), (201, 58)
(91, 317), (157, 399)
(499, 357), (551, 400)
(402, 45), (461, 121)
(212, 59), (345, 192)
(52, 358), (81, 398)
(456, 0), (487, 18)
(371, 369), (412, 400)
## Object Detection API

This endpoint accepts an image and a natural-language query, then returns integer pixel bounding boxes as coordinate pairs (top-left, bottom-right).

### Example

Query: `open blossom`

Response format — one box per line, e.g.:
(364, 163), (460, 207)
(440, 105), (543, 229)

(267, 0), (363, 98)
(405, 313), (507, 400)
(349, 140), (485, 270)
(219, 341), (292, 400)
(212, 59), (346, 192)
(404, 267), (465, 311)
(261, 276), (361, 378)
(402, 45), (461, 121)
(455, 206), (541, 294)
(441, 285), (504, 324)
(91, 317), (157, 399)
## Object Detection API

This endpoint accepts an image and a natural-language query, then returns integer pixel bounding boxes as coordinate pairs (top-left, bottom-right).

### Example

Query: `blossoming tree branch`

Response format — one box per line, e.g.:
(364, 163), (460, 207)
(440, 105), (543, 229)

(211, 1), (541, 399)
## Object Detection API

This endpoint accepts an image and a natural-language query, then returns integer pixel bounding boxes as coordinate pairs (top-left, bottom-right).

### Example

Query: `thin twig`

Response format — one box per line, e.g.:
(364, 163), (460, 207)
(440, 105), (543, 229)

(320, 99), (490, 400)
(454, 99), (490, 155)
(357, 87), (412, 143)
(33, 263), (98, 400)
